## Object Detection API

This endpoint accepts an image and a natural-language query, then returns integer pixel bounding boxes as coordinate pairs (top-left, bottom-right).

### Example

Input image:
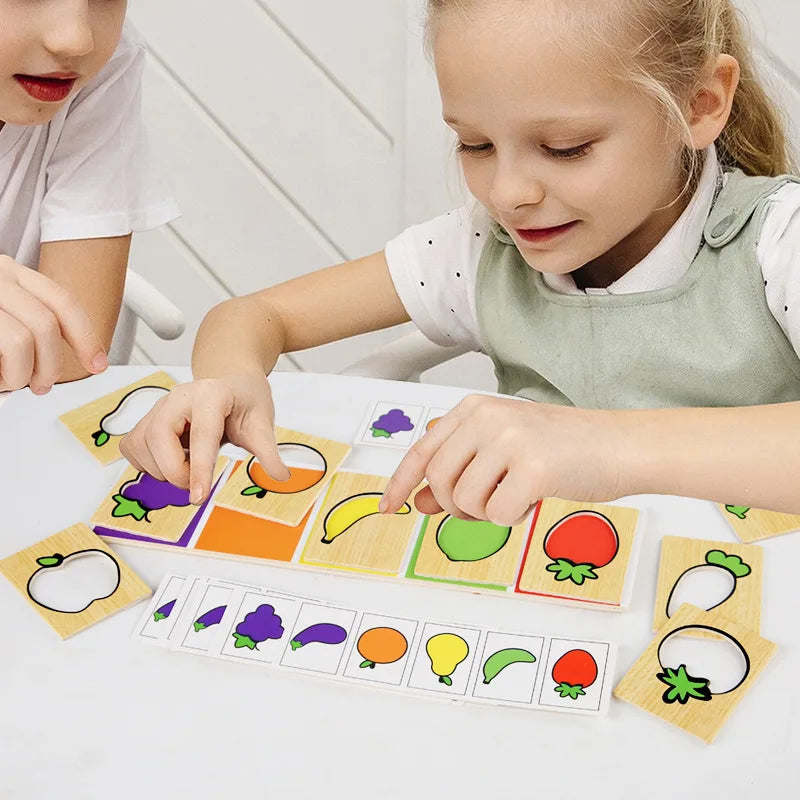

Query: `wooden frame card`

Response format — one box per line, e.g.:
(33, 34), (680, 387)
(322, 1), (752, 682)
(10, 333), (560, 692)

(59, 371), (176, 465)
(300, 471), (422, 575)
(515, 498), (640, 607)
(410, 510), (532, 588)
(653, 536), (763, 633)
(213, 427), (351, 526)
(614, 604), (777, 743)
(0, 523), (151, 639)
(90, 458), (227, 542)
(717, 503), (800, 543)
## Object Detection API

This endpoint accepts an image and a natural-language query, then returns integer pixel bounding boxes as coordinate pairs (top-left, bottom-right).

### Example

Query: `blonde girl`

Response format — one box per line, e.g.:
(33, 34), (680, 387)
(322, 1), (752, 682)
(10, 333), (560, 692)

(122, 0), (800, 525)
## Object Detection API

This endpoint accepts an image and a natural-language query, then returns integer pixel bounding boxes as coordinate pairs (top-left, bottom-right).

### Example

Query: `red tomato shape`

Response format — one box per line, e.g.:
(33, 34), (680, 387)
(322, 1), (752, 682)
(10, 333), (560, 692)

(543, 510), (619, 568)
(552, 649), (598, 689)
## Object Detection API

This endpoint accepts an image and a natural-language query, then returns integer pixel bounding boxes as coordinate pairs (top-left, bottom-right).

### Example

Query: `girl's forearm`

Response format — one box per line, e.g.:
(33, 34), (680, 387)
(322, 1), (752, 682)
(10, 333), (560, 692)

(192, 294), (285, 379)
(615, 401), (800, 513)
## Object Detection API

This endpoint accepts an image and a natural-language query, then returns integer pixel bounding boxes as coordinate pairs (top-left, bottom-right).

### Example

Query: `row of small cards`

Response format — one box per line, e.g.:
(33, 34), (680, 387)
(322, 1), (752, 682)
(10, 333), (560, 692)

(135, 574), (616, 715)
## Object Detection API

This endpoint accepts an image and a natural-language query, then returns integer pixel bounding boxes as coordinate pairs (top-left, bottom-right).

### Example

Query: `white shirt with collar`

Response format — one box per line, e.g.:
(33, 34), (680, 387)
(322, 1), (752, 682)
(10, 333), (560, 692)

(385, 144), (800, 357)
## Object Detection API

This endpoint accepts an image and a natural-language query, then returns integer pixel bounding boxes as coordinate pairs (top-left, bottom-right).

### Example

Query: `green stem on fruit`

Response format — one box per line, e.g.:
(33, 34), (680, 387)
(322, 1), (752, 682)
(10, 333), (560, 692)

(91, 430), (110, 447)
(554, 682), (586, 700)
(111, 495), (149, 521)
(724, 505), (750, 520)
(545, 559), (598, 585)
(370, 427), (391, 438)
(439, 675), (453, 686)
(359, 660), (376, 669)
(657, 664), (712, 705)
(241, 485), (267, 498)
(36, 554), (63, 568)
(232, 633), (258, 650)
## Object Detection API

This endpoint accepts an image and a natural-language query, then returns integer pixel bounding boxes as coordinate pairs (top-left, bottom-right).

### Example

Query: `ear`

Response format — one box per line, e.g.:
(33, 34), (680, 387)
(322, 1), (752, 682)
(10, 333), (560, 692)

(685, 54), (740, 150)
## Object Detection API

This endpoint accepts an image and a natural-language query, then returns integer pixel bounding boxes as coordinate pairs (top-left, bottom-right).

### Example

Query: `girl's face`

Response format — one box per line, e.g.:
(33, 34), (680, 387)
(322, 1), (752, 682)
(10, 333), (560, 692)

(433, 6), (691, 287)
(0, 0), (127, 127)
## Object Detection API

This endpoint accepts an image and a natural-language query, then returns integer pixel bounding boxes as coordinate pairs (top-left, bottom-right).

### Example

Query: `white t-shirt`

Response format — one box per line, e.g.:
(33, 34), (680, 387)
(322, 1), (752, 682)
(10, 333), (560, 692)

(385, 145), (800, 358)
(0, 21), (179, 269)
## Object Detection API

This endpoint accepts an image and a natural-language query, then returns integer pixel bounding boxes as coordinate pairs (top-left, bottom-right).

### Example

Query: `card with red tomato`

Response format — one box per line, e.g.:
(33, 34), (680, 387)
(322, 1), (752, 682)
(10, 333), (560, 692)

(537, 638), (613, 713)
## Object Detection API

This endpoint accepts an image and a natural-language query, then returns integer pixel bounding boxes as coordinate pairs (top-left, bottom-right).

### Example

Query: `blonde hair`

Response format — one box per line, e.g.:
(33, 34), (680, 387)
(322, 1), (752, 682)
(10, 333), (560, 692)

(426, 0), (796, 179)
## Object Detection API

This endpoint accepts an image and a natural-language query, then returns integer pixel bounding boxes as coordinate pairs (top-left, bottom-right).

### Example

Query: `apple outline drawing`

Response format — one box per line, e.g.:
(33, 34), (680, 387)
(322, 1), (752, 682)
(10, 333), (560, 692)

(26, 549), (121, 613)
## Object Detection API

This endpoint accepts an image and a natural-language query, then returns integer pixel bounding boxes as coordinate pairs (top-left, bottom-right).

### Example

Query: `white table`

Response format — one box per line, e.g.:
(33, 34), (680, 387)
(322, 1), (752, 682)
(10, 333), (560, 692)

(0, 367), (795, 799)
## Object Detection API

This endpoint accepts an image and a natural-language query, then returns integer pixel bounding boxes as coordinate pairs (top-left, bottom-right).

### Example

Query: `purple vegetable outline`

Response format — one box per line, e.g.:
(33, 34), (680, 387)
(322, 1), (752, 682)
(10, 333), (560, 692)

(232, 604), (284, 650)
(290, 622), (348, 651)
(153, 598), (177, 622)
(112, 472), (191, 522)
(26, 549), (121, 614)
(370, 408), (414, 439)
(193, 605), (227, 632)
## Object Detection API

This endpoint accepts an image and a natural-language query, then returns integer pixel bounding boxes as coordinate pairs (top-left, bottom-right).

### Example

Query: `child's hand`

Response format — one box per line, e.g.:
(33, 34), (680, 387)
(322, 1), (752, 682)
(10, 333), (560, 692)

(380, 395), (625, 525)
(0, 255), (108, 393)
(119, 371), (290, 504)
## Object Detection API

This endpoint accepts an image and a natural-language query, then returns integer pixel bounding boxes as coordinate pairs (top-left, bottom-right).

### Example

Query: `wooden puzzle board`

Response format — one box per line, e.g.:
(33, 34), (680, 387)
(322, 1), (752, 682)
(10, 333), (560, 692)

(614, 604), (776, 743)
(213, 427), (351, 526)
(516, 498), (640, 606)
(717, 503), (800, 543)
(0, 523), (151, 639)
(97, 461), (642, 611)
(653, 536), (762, 633)
(59, 371), (176, 465)
(91, 458), (227, 542)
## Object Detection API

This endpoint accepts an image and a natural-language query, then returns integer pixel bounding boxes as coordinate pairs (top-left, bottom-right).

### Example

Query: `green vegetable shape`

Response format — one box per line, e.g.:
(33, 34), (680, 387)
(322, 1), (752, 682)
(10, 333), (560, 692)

(436, 516), (511, 562)
(111, 494), (148, 521)
(546, 559), (598, 585)
(482, 648), (536, 684)
(705, 550), (751, 578)
(657, 664), (712, 704)
(91, 430), (110, 447)
(725, 505), (750, 520)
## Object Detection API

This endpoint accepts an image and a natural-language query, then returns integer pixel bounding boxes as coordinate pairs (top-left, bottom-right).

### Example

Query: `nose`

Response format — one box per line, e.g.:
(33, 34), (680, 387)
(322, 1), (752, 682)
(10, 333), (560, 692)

(488, 154), (545, 213)
(42, 1), (94, 60)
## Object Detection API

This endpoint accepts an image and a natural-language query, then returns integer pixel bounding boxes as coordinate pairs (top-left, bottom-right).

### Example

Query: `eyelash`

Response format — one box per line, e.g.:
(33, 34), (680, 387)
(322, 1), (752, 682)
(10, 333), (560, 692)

(456, 141), (592, 160)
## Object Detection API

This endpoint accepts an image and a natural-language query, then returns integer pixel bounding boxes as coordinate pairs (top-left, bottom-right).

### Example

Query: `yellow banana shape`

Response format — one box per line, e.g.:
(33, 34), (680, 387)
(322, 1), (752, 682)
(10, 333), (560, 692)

(321, 492), (410, 544)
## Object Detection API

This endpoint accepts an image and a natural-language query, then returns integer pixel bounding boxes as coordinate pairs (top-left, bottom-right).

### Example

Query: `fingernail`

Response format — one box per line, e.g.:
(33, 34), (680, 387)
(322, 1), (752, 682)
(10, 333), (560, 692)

(92, 351), (108, 372)
(278, 465), (291, 481)
(190, 484), (204, 505)
(378, 497), (388, 513)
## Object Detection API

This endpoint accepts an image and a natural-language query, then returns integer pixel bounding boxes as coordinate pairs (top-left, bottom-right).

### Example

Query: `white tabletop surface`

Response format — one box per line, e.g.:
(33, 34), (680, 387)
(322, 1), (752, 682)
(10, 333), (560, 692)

(0, 367), (796, 799)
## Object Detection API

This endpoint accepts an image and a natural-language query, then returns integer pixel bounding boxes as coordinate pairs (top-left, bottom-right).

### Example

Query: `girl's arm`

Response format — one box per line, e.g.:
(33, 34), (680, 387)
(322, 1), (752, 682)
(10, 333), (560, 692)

(121, 250), (411, 501)
(38, 235), (130, 382)
(381, 396), (800, 524)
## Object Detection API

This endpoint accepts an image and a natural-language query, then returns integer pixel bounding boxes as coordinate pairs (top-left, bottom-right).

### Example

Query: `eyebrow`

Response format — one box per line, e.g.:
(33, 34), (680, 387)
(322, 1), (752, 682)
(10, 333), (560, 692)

(443, 114), (603, 129)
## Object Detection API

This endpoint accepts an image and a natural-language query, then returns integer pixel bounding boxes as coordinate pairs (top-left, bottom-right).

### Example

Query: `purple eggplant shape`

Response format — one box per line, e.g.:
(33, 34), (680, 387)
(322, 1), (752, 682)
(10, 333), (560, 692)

(290, 622), (348, 651)
(193, 605), (227, 632)
(112, 472), (191, 521)
(153, 598), (176, 622)
(232, 604), (284, 650)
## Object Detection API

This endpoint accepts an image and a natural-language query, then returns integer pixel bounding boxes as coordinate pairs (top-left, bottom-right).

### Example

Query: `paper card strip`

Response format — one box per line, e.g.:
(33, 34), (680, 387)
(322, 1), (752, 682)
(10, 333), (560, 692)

(300, 472), (422, 574)
(405, 622), (483, 696)
(717, 503), (800, 543)
(341, 614), (420, 686)
(516, 498), (640, 606)
(90, 458), (227, 543)
(213, 428), (351, 526)
(653, 536), (763, 633)
(133, 574), (192, 646)
(357, 401), (425, 448)
(536, 638), (613, 713)
(0, 523), (151, 639)
(469, 631), (545, 705)
(58, 371), (176, 465)
(614, 604), (777, 743)
(279, 603), (359, 675)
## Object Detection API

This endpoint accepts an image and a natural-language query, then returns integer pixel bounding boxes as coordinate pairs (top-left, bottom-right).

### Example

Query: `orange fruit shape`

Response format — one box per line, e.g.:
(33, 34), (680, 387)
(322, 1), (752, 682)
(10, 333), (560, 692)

(357, 627), (409, 669)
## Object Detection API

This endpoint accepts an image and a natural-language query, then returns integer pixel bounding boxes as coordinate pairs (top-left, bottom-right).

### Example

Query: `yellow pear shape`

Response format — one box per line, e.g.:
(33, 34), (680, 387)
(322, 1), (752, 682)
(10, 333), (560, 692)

(426, 633), (469, 686)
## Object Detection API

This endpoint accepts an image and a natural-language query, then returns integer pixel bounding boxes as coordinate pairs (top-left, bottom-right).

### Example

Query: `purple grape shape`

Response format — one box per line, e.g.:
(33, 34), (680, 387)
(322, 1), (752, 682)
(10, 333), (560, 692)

(153, 599), (176, 622)
(112, 472), (191, 521)
(370, 408), (414, 439)
(193, 605), (227, 632)
(232, 604), (284, 650)
(290, 622), (348, 651)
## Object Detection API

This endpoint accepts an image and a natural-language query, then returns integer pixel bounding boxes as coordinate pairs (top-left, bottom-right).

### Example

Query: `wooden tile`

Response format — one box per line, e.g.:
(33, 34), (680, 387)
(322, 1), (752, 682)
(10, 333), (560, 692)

(614, 604), (777, 743)
(213, 427), (351, 526)
(411, 511), (532, 587)
(717, 503), (800, 543)
(90, 458), (227, 542)
(516, 499), (639, 606)
(0, 523), (151, 639)
(301, 472), (421, 574)
(59, 371), (176, 465)
(653, 536), (762, 633)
